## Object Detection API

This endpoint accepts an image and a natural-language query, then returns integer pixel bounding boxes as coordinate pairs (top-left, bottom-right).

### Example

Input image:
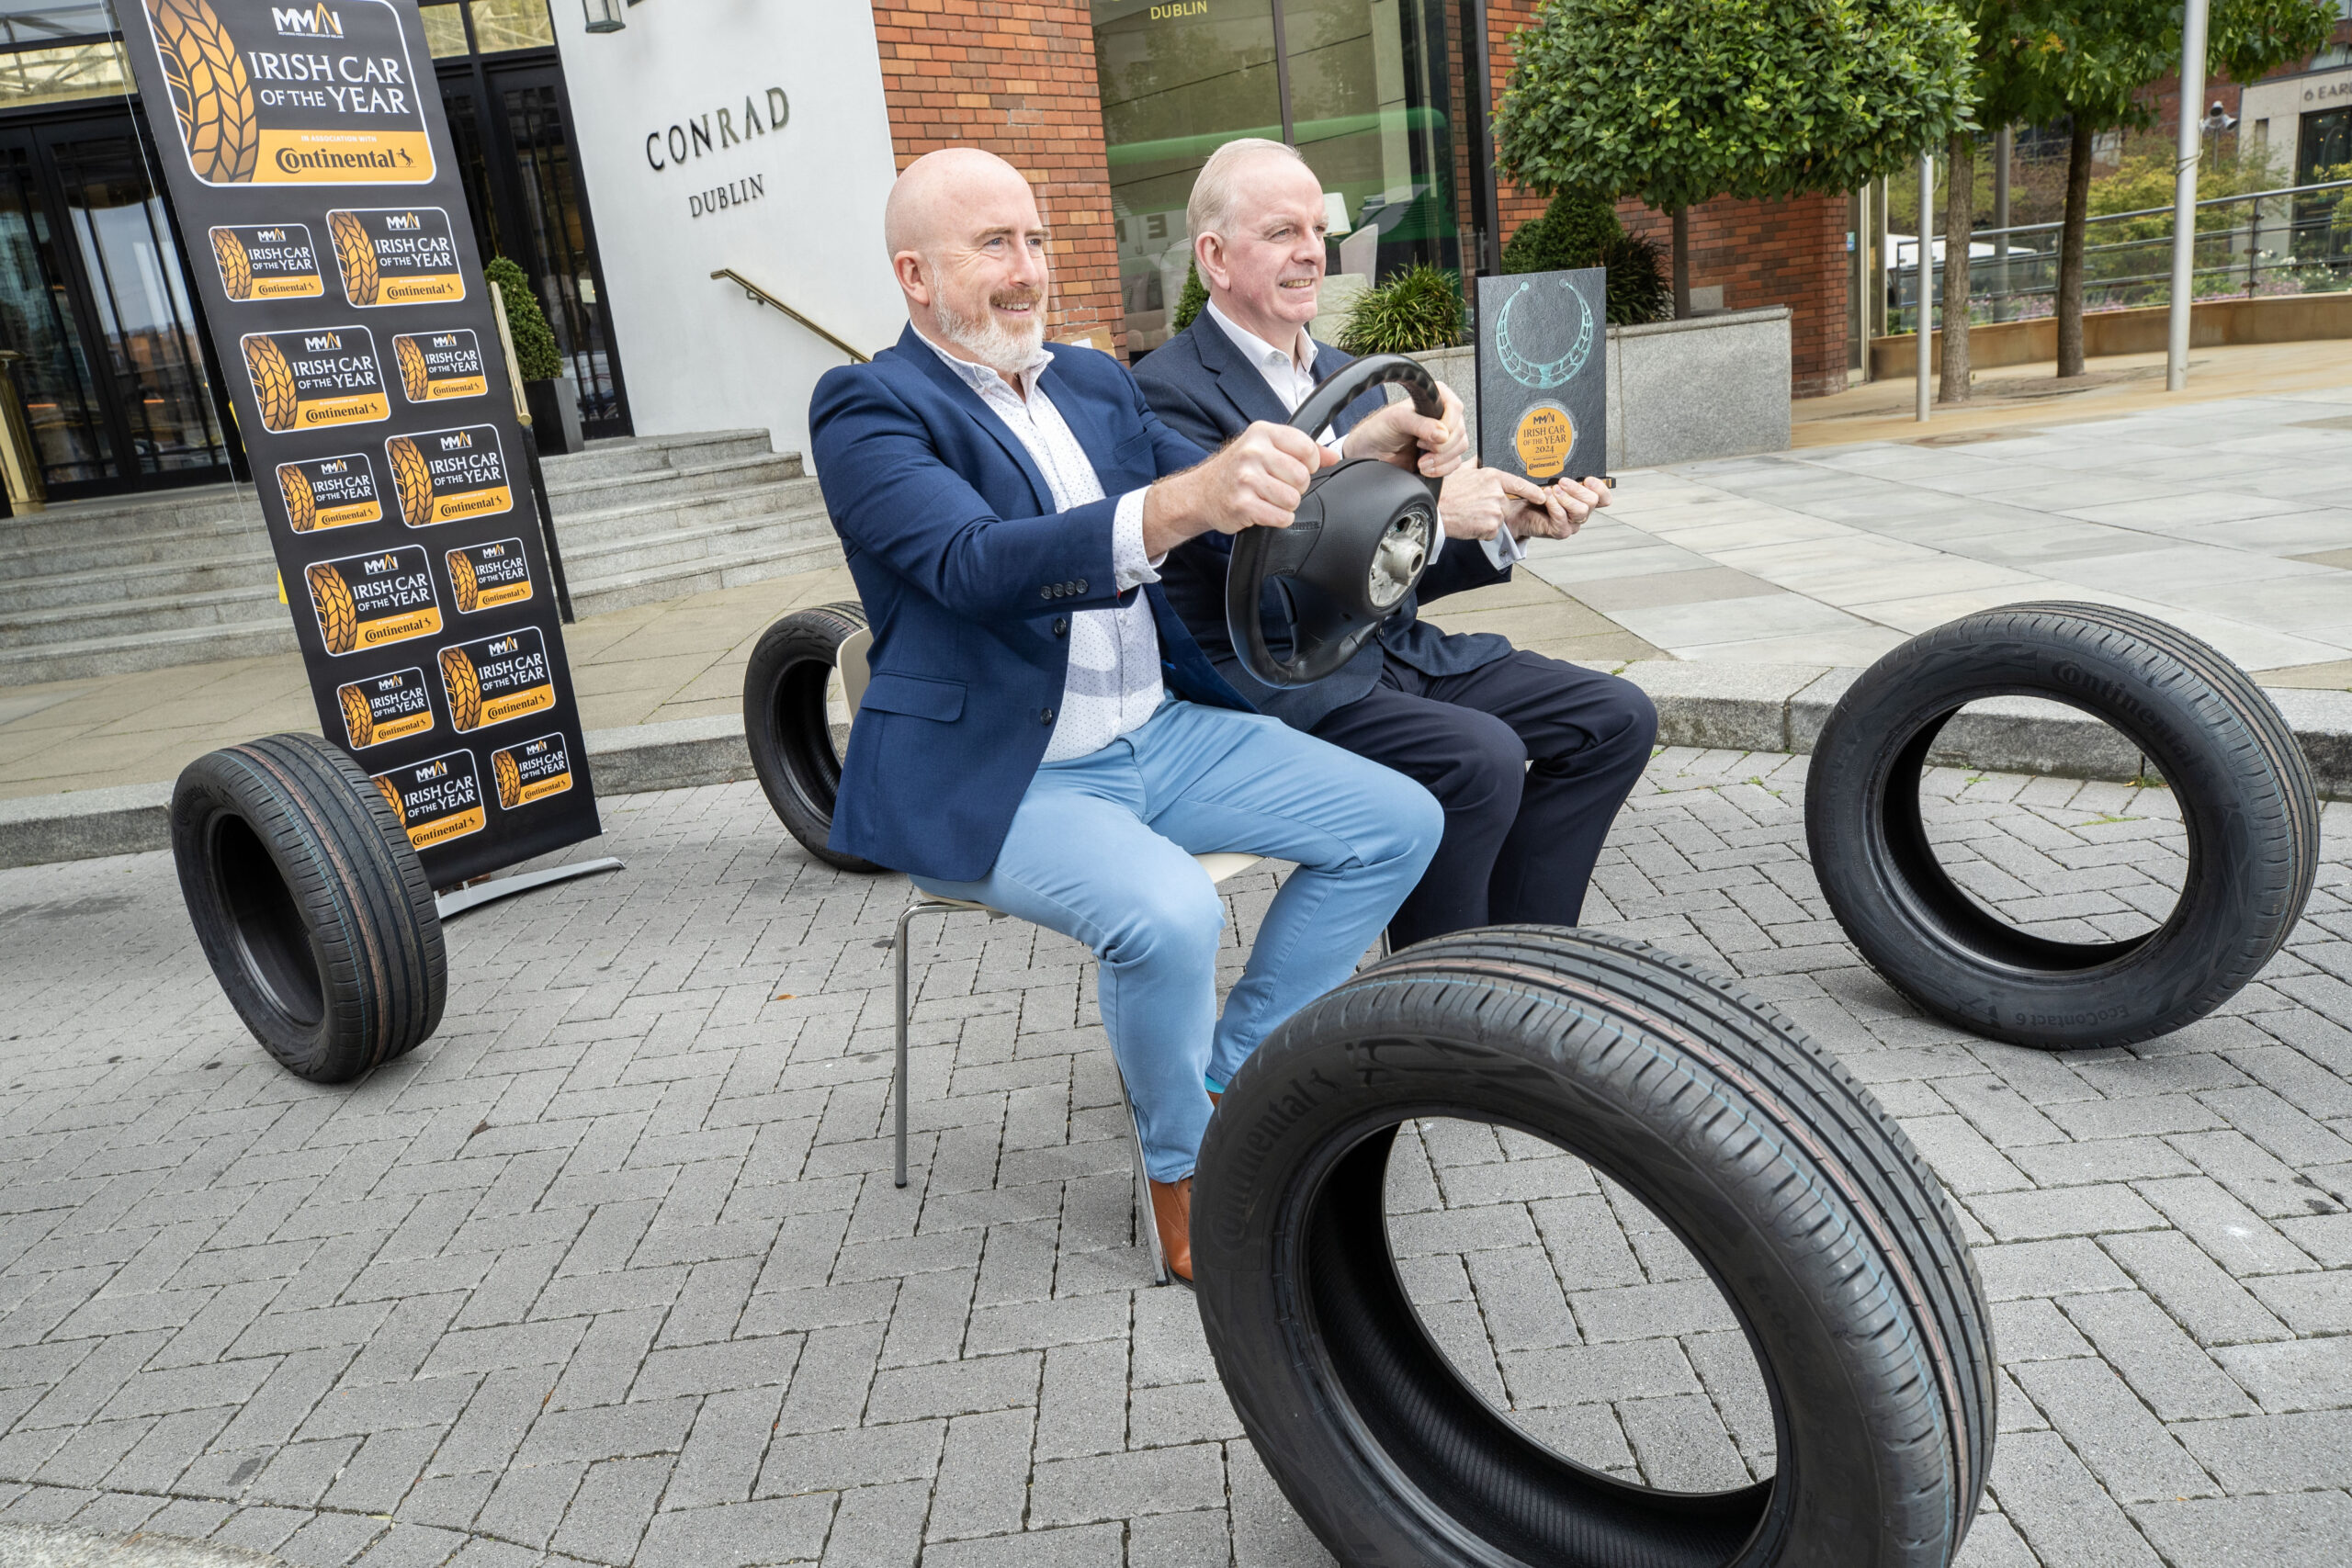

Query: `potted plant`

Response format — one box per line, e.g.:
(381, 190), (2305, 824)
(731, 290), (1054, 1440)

(486, 256), (582, 455)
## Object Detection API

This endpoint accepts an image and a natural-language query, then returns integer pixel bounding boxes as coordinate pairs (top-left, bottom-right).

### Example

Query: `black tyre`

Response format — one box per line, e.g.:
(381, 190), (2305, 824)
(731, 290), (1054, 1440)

(743, 600), (879, 872)
(1807, 602), (2318, 1050)
(172, 733), (446, 1083)
(1194, 928), (1993, 1568)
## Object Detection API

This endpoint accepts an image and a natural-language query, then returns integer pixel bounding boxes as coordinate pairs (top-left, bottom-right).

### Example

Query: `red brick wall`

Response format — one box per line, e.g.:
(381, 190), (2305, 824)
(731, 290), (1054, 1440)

(1476, 1), (1851, 396)
(868, 2), (1128, 355)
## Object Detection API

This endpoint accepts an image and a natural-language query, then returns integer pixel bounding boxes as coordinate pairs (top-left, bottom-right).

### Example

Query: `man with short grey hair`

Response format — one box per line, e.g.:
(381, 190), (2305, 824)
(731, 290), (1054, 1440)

(1136, 138), (1657, 948)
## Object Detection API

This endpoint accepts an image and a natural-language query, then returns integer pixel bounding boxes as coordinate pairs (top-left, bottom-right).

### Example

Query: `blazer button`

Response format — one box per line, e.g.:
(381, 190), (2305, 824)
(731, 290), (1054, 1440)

(1039, 584), (1053, 600)
(1074, 578), (1088, 594)
(1052, 616), (1069, 637)
(1039, 706), (1056, 725)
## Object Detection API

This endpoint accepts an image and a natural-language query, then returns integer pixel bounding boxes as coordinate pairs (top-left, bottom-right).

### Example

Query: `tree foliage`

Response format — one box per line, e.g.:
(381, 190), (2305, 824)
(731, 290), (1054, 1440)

(1173, 258), (1208, 333)
(486, 256), (563, 381)
(1494, 0), (1978, 212)
(1502, 189), (1672, 324)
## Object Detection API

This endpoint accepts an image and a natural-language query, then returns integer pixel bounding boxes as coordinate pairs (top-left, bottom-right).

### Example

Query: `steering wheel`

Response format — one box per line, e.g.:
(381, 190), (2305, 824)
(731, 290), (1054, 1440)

(1224, 355), (1445, 688)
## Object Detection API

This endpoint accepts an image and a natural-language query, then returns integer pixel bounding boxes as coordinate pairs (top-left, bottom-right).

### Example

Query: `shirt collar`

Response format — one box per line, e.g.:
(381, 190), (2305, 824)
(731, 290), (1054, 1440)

(911, 323), (1053, 400)
(1204, 298), (1315, 378)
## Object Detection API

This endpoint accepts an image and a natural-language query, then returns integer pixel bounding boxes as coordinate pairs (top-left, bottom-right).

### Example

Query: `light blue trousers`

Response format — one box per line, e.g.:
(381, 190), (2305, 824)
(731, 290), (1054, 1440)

(914, 700), (1442, 1181)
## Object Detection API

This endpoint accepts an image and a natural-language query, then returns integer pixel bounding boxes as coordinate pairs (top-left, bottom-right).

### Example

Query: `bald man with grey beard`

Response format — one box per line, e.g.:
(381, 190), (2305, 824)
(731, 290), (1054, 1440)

(805, 148), (1444, 1280)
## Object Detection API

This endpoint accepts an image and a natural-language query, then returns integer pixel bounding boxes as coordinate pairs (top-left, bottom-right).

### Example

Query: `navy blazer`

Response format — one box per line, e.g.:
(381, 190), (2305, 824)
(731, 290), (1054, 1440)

(1135, 312), (1512, 731)
(808, 326), (1250, 882)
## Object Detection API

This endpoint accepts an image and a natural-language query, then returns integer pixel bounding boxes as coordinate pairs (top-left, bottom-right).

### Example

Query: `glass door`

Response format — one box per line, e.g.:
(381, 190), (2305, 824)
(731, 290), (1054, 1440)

(0, 109), (230, 498)
(437, 51), (628, 436)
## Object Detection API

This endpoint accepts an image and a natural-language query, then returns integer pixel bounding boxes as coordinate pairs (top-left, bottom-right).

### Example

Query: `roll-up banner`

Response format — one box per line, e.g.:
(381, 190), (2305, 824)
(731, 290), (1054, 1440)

(1476, 267), (1608, 487)
(123, 0), (600, 886)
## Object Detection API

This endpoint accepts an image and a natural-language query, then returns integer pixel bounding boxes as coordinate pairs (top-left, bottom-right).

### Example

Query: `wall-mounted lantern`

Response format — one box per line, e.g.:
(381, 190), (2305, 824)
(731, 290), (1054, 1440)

(583, 0), (625, 32)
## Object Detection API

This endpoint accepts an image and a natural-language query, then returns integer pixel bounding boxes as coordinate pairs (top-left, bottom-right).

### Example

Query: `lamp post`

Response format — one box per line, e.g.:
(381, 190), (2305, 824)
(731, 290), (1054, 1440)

(583, 0), (625, 32)
(2166, 0), (2211, 391)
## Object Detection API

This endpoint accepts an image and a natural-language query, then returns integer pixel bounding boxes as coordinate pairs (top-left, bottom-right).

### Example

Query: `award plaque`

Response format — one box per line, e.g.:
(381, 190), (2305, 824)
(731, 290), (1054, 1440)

(1476, 267), (1607, 486)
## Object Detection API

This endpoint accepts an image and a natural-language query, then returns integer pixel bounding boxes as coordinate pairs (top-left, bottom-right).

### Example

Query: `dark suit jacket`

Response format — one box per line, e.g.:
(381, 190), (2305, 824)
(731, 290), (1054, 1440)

(808, 325), (1249, 882)
(1134, 311), (1511, 730)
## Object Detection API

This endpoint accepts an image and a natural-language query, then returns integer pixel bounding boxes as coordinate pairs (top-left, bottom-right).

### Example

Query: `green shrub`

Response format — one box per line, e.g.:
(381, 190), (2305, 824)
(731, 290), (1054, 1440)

(1173, 259), (1208, 333)
(1335, 264), (1463, 355)
(485, 255), (562, 380)
(1502, 188), (1669, 325)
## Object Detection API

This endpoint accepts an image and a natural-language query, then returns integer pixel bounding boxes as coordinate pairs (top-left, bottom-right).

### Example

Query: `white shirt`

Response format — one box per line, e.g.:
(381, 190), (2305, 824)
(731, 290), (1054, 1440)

(1203, 299), (1527, 571)
(915, 331), (1166, 763)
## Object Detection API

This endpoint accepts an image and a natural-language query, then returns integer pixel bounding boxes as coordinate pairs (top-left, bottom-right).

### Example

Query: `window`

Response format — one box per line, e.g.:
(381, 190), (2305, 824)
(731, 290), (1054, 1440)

(1091, 0), (1457, 356)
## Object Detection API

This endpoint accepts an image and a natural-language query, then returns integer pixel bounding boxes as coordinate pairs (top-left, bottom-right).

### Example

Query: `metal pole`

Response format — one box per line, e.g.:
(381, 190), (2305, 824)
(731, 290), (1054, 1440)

(1994, 127), (2012, 321)
(1917, 151), (1934, 423)
(2168, 0), (2211, 391)
(1462, 0), (1505, 280)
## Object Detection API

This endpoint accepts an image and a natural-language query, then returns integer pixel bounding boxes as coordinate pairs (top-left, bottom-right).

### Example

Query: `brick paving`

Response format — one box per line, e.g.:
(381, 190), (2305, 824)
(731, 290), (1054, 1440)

(1, 748), (2347, 1567)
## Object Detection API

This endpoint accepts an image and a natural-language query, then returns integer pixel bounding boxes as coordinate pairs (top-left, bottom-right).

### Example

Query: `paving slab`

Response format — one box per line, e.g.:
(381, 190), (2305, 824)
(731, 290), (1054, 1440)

(3, 747), (2349, 1564)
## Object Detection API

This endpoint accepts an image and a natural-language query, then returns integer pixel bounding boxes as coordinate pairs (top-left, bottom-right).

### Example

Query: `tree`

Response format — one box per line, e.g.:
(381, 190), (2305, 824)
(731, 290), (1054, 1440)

(1495, 0), (1976, 318)
(1172, 259), (1208, 333)
(1973, 0), (2335, 377)
(485, 256), (561, 381)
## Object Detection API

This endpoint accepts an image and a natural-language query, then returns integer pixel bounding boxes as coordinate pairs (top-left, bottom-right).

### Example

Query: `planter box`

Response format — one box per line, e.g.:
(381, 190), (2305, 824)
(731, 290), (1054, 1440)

(1412, 305), (1791, 470)
(1871, 289), (2352, 378)
(526, 374), (585, 456)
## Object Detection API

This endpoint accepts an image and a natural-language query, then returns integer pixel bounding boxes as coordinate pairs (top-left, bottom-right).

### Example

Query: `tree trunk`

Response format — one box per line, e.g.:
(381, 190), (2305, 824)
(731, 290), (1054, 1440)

(2058, 119), (2094, 378)
(1939, 132), (1975, 403)
(1670, 205), (1690, 320)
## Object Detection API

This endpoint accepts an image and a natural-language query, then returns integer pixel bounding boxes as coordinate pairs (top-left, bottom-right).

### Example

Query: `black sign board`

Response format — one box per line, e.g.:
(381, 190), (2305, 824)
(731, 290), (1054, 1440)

(1476, 267), (1608, 486)
(123, 0), (599, 886)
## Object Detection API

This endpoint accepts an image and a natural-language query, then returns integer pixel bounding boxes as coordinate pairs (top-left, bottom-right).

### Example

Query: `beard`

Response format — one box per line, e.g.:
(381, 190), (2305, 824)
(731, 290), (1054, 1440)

(933, 282), (1048, 379)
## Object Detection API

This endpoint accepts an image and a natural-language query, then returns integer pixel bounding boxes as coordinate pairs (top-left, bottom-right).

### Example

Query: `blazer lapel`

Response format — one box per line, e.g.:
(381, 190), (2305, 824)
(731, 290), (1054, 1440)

(1192, 311), (1295, 430)
(893, 324), (1056, 513)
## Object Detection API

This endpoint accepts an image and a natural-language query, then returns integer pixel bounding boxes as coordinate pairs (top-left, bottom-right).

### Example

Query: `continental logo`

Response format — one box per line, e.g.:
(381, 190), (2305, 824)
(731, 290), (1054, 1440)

(1207, 1068), (1340, 1251)
(372, 748), (485, 852)
(491, 732), (573, 809)
(141, 0), (435, 187)
(393, 330), (487, 401)
(2051, 661), (2179, 754)
(446, 537), (530, 614)
(387, 423), (511, 526)
(276, 451), (380, 532)
(328, 207), (462, 305)
(1513, 402), (1575, 480)
(241, 326), (388, 431)
(437, 626), (554, 733)
(336, 665), (433, 750)
(208, 222), (322, 300)
(303, 543), (439, 655)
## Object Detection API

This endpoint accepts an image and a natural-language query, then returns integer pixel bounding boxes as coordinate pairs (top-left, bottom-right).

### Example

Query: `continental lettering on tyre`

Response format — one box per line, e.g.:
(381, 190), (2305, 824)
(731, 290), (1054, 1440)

(277, 452), (381, 532)
(372, 748), (484, 852)
(303, 544), (440, 655)
(139, 0), (434, 187)
(446, 537), (530, 614)
(491, 731), (573, 809)
(241, 326), (388, 431)
(327, 206), (462, 305)
(386, 423), (509, 526)
(437, 626), (554, 733)
(335, 665), (434, 749)
(208, 222), (321, 299)
(393, 329), (486, 402)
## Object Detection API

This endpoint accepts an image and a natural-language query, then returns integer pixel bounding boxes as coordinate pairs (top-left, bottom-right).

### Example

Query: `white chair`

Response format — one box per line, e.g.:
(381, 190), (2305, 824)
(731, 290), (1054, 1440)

(838, 626), (1259, 1286)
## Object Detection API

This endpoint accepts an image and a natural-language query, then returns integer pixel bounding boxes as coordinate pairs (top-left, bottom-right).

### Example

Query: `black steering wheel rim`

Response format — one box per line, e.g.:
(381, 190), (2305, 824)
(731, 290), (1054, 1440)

(1227, 355), (1445, 689)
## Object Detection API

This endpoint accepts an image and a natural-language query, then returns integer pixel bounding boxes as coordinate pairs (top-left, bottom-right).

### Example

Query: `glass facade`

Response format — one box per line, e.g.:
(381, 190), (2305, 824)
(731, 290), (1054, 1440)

(1092, 0), (1459, 355)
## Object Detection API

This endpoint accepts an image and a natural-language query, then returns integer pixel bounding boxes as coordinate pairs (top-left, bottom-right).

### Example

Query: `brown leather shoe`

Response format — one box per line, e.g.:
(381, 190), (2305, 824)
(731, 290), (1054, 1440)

(1148, 1175), (1193, 1283)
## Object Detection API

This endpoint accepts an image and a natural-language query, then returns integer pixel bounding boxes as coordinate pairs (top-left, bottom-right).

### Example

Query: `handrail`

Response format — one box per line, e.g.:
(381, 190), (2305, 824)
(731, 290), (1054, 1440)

(711, 269), (871, 364)
(1960, 176), (2352, 243)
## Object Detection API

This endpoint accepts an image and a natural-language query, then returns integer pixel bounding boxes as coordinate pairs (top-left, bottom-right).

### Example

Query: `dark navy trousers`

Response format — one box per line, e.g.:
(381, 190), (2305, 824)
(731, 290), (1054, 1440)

(1308, 649), (1657, 948)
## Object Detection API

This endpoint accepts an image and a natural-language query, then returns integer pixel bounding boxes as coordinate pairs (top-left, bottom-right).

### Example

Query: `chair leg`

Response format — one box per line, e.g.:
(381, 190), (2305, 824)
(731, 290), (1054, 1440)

(894, 899), (920, 1189)
(1109, 1064), (1169, 1287)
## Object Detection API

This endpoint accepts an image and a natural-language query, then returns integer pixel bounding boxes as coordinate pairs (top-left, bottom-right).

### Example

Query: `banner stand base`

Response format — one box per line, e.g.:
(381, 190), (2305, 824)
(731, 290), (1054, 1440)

(436, 857), (624, 920)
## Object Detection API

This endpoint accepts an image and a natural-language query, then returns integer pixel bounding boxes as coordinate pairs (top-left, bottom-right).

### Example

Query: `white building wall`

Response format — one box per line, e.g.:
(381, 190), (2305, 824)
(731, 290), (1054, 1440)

(551, 1), (906, 470)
